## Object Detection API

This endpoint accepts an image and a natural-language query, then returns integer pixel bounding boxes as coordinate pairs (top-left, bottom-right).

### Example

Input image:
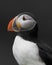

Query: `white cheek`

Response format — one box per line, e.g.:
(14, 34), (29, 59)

(21, 20), (34, 28)
(16, 14), (37, 30)
(18, 19), (36, 29)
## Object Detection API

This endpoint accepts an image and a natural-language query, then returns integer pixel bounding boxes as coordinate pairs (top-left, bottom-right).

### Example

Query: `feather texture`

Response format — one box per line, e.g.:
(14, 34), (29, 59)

(12, 36), (46, 65)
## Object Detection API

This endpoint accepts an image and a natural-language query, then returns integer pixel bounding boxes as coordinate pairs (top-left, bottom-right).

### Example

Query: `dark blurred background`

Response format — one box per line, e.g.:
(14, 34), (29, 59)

(0, 0), (52, 65)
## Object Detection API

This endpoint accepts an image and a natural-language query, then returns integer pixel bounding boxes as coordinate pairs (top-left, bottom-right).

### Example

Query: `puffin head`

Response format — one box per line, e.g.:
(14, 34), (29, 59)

(7, 12), (37, 32)
(7, 12), (38, 40)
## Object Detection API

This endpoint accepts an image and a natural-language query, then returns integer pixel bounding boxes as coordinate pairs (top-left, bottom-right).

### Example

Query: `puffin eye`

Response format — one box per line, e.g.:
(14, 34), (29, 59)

(23, 16), (26, 20)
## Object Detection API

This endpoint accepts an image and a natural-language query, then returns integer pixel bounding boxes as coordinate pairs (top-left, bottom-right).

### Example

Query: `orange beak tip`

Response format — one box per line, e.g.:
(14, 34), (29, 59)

(7, 18), (14, 32)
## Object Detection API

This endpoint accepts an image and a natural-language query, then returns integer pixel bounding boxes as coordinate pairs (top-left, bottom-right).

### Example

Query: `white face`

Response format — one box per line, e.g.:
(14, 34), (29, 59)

(13, 14), (37, 31)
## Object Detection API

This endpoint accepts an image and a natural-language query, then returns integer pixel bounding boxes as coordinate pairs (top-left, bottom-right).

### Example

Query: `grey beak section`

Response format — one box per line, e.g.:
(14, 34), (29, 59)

(12, 20), (19, 31)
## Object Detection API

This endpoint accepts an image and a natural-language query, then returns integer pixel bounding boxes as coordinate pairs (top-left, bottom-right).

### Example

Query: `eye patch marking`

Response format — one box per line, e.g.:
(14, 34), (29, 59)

(23, 16), (26, 20)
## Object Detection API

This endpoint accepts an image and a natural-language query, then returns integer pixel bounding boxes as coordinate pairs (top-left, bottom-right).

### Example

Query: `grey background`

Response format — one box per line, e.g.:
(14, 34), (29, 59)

(0, 0), (52, 65)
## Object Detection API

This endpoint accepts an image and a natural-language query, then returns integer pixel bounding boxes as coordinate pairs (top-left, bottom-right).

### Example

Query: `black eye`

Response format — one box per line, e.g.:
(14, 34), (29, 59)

(23, 16), (26, 20)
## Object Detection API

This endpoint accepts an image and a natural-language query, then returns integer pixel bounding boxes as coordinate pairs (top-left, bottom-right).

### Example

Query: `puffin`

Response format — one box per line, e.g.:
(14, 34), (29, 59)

(7, 12), (52, 65)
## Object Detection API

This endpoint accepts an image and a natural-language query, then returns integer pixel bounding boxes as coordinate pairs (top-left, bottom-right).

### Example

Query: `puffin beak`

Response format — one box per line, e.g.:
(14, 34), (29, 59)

(7, 18), (22, 32)
(7, 18), (14, 32)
